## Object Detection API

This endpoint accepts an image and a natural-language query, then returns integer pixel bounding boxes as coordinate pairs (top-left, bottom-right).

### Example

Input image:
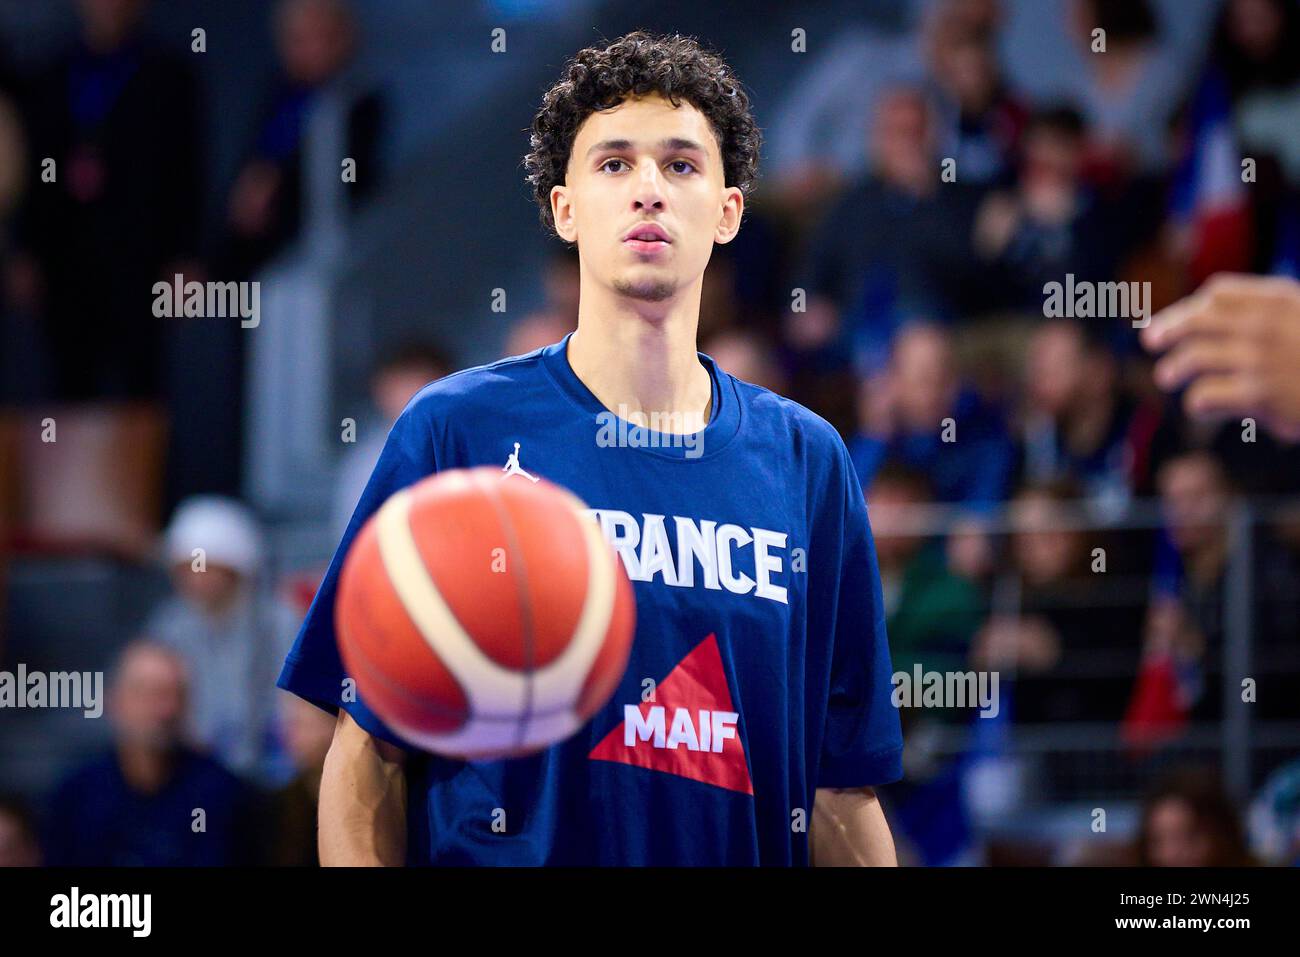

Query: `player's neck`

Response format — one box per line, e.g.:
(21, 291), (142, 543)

(568, 282), (711, 434)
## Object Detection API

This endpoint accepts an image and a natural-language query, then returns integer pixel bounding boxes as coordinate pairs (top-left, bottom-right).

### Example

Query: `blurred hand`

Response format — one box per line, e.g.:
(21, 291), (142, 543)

(1142, 274), (1300, 441)
(973, 193), (1020, 260)
(228, 160), (283, 238)
(971, 614), (1061, 672)
(1142, 597), (1204, 662)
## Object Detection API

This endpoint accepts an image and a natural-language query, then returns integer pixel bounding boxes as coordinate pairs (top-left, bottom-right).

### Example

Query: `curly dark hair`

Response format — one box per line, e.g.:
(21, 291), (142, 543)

(523, 31), (761, 232)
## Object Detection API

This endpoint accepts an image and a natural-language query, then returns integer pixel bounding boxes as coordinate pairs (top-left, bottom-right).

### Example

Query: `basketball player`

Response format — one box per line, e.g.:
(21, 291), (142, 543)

(279, 32), (902, 865)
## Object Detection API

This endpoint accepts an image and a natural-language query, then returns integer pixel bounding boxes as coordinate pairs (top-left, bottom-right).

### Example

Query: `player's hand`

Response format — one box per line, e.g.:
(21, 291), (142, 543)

(1141, 274), (1300, 442)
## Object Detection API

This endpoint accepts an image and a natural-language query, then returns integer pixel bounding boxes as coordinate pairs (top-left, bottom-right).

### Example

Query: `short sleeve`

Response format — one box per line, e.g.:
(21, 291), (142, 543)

(816, 441), (903, 788)
(276, 403), (436, 750)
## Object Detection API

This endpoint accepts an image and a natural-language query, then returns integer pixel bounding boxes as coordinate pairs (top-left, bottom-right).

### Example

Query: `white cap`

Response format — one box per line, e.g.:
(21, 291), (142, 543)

(163, 496), (264, 577)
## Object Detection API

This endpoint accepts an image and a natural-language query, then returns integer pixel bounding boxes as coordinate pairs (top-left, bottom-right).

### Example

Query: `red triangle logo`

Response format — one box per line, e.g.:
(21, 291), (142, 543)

(588, 634), (753, 795)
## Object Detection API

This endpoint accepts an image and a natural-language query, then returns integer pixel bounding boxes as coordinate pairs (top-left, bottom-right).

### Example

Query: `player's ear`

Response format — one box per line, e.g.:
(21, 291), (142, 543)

(551, 184), (577, 243)
(714, 186), (743, 245)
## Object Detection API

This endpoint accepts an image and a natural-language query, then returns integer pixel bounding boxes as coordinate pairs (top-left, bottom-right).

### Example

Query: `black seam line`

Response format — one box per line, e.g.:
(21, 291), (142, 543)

(479, 470), (537, 751)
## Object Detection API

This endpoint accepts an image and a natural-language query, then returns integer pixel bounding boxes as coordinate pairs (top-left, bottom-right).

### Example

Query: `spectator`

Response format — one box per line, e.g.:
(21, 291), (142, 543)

(1248, 757), (1300, 866)
(924, 6), (1026, 186)
(851, 322), (1014, 511)
(16, 0), (202, 401)
(334, 342), (451, 534)
(1164, 0), (1298, 283)
(701, 329), (788, 395)
(972, 481), (1144, 728)
(1020, 318), (1161, 514)
(972, 106), (1126, 310)
(1150, 448), (1300, 720)
(869, 462), (983, 868)
(44, 642), (256, 866)
(0, 85), (39, 403)
(0, 794), (41, 867)
(795, 88), (984, 373)
(142, 496), (301, 783)
(1065, 0), (1190, 178)
(502, 311), (574, 359)
(220, 0), (383, 277)
(869, 462), (983, 685)
(763, 20), (918, 199)
(1135, 767), (1254, 866)
(266, 693), (335, 866)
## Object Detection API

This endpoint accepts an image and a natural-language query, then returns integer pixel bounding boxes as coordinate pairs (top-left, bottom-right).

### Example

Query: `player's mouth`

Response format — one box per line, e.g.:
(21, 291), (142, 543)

(622, 223), (672, 254)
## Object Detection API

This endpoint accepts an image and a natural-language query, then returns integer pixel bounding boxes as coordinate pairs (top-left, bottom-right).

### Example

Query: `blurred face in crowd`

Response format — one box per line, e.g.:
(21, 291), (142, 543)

(871, 91), (934, 192)
(1022, 125), (1083, 192)
(1026, 322), (1115, 418)
(504, 311), (573, 359)
(109, 644), (188, 751)
(1144, 797), (1217, 867)
(0, 808), (40, 868)
(1158, 453), (1229, 554)
(941, 0), (1003, 34)
(170, 561), (245, 616)
(891, 325), (958, 432)
(1011, 491), (1082, 585)
(1026, 322), (1086, 417)
(702, 330), (786, 394)
(1228, 0), (1285, 61)
(276, 0), (356, 87)
(280, 694), (336, 771)
(373, 362), (445, 422)
(866, 478), (926, 569)
(932, 28), (999, 114)
(551, 93), (743, 307)
(78, 0), (147, 51)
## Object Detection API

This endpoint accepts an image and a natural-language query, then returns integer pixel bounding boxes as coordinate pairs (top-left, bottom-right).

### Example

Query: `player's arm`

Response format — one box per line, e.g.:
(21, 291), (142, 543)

(808, 435), (904, 866)
(811, 786), (897, 866)
(318, 710), (408, 866)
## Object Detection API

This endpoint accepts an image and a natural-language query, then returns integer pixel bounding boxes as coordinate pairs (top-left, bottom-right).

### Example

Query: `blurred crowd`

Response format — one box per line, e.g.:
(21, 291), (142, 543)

(2, 0), (1300, 866)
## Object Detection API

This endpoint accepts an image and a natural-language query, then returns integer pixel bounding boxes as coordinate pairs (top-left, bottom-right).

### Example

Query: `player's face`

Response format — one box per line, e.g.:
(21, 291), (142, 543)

(551, 93), (742, 304)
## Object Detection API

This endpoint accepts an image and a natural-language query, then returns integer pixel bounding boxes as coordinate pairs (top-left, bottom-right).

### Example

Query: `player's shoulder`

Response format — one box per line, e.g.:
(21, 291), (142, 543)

(396, 344), (555, 427)
(725, 372), (850, 465)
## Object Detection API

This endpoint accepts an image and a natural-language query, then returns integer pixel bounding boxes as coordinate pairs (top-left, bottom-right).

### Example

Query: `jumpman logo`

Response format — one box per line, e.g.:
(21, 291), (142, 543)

(501, 442), (540, 482)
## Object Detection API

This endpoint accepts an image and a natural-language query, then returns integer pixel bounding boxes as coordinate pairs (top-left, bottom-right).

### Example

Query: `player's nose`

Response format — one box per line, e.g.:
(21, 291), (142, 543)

(631, 158), (666, 212)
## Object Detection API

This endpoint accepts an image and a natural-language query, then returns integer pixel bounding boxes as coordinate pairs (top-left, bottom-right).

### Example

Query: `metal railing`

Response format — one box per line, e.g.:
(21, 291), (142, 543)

(870, 496), (1300, 804)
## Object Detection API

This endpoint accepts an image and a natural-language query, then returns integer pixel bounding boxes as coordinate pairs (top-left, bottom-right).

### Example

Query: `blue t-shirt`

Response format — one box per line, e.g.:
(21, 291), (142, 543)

(278, 333), (902, 865)
(44, 749), (250, 866)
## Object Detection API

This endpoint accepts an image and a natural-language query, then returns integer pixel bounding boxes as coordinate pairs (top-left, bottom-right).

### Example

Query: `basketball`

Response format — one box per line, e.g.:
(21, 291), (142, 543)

(334, 466), (636, 759)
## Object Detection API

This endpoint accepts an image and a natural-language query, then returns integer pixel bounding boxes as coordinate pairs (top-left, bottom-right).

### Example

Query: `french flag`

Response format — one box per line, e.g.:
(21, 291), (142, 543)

(1170, 69), (1253, 284)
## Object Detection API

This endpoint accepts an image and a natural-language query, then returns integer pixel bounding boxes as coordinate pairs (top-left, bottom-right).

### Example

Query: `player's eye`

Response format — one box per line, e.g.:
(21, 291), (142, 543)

(599, 158), (628, 173)
(668, 160), (696, 175)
